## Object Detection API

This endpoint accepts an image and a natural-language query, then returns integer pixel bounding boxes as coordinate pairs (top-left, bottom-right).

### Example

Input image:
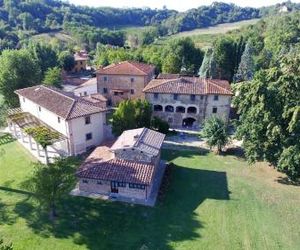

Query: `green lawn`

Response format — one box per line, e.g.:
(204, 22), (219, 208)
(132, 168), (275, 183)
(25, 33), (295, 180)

(0, 140), (299, 250)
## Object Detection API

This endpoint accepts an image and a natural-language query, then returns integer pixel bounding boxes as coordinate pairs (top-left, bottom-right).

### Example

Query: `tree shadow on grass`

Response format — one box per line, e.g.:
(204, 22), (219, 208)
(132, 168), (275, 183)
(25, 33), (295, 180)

(276, 176), (300, 186)
(7, 150), (230, 249)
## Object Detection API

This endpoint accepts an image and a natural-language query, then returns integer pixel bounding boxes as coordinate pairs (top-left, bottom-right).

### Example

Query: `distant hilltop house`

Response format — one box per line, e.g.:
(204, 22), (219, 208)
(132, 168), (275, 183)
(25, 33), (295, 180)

(97, 61), (155, 106)
(8, 85), (107, 163)
(72, 50), (89, 73)
(143, 75), (233, 128)
(72, 127), (166, 206)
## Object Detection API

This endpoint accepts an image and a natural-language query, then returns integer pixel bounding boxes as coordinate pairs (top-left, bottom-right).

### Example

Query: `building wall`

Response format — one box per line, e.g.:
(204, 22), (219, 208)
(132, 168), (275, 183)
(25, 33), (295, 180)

(68, 112), (105, 155)
(78, 178), (147, 200)
(74, 83), (97, 97)
(19, 96), (69, 136)
(97, 72), (155, 106)
(145, 92), (231, 127)
(72, 60), (87, 73)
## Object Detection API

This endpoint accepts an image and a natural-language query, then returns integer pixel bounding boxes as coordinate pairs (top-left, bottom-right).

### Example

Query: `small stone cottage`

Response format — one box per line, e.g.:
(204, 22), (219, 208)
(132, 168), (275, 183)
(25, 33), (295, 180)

(75, 127), (165, 205)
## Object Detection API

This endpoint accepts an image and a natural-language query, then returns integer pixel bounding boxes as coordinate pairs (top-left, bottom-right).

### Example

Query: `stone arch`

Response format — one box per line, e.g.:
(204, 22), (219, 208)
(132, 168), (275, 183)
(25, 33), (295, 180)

(153, 105), (163, 112)
(182, 117), (196, 127)
(165, 105), (174, 113)
(176, 106), (186, 113)
(187, 106), (197, 114)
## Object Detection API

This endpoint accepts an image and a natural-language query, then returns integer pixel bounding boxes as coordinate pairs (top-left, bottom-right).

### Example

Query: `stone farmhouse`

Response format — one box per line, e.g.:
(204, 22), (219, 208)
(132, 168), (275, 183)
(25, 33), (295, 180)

(97, 61), (155, 106)
(73, 127), (165, 206)
(72, 50), (89, 73)
(8, 85), (107, 163)
(143, 75), (233, 128)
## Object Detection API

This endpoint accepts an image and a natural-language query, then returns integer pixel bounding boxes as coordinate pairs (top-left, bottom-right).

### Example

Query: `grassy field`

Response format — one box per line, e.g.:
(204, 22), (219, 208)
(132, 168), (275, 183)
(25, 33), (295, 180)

(0, 139), (299, 250)
(155, 19), (260, 48)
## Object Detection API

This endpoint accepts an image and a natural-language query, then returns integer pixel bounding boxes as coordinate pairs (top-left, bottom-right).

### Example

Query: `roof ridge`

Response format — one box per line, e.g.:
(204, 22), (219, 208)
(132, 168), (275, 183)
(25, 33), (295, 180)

(133, 127), (147, 148)
(127, 61), (149, 75)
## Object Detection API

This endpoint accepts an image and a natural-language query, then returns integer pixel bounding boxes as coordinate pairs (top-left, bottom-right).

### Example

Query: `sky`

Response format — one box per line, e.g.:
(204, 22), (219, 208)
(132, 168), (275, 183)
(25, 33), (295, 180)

(67, 0), (300, 11)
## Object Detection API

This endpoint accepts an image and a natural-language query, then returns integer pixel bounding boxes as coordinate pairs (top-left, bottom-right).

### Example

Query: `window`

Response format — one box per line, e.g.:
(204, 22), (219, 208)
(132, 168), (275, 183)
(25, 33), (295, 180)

(38, 106), (41, 112)
(187, 107), (197, 114)
(212, 107), (218, 114)
(190, 95), (196, 101)
(85, 116), (91, 125)
(117, 182), (126, 187)
(86, 133), (92, 141)
(130, 77), (134, 83)
(176, 106), (185, 113)
(154, 93), (159, 99)
(214, 95), (219, 101)
(84, 91), (87, 96)
(165, 105), (174, 113)
(23, 97), (25, 103)
(130, 89), (134, 95)
(174, 94), (178, 100)
(80, 61), (83, 65)
(129, 183), (145, 189)
(104, 76), (108, 81)
(57, 117), (61, 123)
(97, 181), (102, 185)
(168, 117), (173, 124)
(82, 180), (88, 184)
(103, 88), (108, 94)
(114, 92), (119, 96)
(200, 96), (204, 100)
(153, 105), (163, 112)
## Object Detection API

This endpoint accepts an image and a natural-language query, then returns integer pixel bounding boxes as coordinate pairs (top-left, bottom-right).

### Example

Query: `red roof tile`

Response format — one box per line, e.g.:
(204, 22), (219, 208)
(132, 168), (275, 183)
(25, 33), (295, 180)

(97, 61), (155, 76)
(143, 77), (232, 96)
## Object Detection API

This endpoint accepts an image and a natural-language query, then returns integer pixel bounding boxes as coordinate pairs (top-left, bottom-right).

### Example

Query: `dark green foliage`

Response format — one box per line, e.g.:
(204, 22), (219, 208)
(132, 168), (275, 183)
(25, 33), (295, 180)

(58, 51), (75, 72)
(43, 67), (62, 89)
(112, 99), (152, 136)
(22, 157), (78, 219)
(0, 49), (40, 107)
(202, 116), (229, 154)
(151, 116), (170, 134)
(278, 145), (300, 181)
(233, 49), (300, 180)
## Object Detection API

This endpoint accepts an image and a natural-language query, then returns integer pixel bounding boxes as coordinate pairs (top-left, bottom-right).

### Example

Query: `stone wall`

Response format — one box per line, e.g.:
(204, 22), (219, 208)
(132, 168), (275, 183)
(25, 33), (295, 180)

(145, 92), (231, 128)
(97, 72), (154, 106)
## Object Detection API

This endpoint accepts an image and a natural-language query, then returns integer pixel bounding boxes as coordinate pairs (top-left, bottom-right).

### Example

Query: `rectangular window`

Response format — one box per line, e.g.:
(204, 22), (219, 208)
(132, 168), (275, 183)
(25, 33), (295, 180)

(86, 133), (92, 141)
(129, 183), (145, 189)
(103, 88), (108, 94)
(85, 116), (91, 125)
(97, 181), (102, 185)
(200, 96), (204, 100)
(114, 92), (118, 96)
(212, 107), (218, 114)
(84, 91), (87, 96)
(38, 106), (41, 112)
(190, 95), (196, 101)
(174, 94), (178, 100)
(57, 117), (61, 123)
(130, 77), (134, 83)
(154, 93), (158, 99)
(130, 89), (134, 95)
(82, 179), (88, 184)
(104, 76), (108, 81)
(117, 182), (126, 187)
(214, 95), (219, 101)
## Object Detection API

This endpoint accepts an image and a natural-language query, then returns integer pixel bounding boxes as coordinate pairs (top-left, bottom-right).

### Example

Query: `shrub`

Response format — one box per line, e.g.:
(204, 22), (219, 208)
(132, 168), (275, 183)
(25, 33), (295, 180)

(151, 116), (169, 134)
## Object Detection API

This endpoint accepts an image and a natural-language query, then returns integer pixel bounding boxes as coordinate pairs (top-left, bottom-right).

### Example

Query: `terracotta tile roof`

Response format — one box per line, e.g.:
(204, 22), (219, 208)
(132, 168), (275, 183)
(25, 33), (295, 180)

(75, 78), (96, 89)
(157, 73), (180, 79)
(15, 85), (105, 120)
(97, 61), (155, 76)
(76, 146), (155, 185)
(111, 128), (165, 156)
(143, 77), (232, 96)
(82, 94), (107, 109)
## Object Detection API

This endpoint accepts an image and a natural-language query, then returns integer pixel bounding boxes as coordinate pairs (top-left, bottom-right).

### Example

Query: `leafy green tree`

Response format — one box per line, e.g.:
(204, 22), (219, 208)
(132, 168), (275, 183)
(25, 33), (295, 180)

(112, 99), (152, 136)
(43, 67), (62, 89)
(18, 12), (33, 30)
(234, 41), (255, 82)
(0, 49), (41, 107)
(58, 51), (75, 72)
(23, 157), (78, 219)
(199, 48), (213, 78)
(278, 146), (300, 181)
(28, 42), (58, 77)
(233, 49), (300, 180)
(202, 116), (229, 154)
(0, 237), (12, 250)
(151, 116), (170, 134)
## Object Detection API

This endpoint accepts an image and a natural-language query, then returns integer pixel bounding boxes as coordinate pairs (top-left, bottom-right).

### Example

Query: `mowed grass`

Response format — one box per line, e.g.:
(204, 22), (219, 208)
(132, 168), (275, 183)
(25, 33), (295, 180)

(0, 140), (300, 250)
(155, 18), (260, 48)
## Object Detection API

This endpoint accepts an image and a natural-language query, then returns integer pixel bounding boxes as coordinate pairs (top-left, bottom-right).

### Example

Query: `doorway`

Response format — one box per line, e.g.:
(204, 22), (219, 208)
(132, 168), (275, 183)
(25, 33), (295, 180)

(182, 117), (196, 128)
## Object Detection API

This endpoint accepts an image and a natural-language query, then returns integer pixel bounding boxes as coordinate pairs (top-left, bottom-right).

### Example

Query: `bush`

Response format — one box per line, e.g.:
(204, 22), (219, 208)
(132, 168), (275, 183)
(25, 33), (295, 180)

(151, 116), (170, 134)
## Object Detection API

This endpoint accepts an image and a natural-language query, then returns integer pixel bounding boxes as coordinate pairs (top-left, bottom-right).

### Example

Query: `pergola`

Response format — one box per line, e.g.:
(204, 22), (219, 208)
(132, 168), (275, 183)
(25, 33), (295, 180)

(7, 108), (68, 161)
